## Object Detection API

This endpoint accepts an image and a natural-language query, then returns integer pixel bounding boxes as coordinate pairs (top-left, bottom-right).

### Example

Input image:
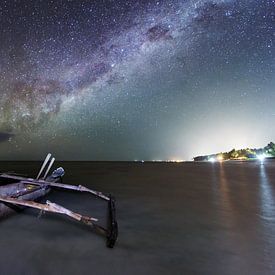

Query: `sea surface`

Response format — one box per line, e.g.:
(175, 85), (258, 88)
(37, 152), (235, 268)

(0, 160), (275, 275)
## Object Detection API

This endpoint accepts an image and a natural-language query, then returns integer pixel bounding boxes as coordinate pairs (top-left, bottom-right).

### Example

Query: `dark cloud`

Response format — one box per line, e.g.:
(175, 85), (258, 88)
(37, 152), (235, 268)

(0, 132), (14, 143)
(146, 25), (172, 42)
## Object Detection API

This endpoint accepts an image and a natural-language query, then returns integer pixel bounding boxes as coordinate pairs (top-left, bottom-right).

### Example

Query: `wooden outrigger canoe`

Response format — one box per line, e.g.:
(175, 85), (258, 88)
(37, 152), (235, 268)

(0, 154), (118, 248)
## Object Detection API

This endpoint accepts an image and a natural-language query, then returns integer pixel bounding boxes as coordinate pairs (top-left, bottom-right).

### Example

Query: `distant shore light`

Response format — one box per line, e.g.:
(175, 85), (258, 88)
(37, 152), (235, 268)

(209, 157), (216, 162)
(257, 154), (266, 161)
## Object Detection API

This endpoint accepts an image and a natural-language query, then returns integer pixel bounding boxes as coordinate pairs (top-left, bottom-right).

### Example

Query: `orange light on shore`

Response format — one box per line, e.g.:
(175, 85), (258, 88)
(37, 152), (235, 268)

(217, 155), (223, 161)
(169, 159), (185, 163)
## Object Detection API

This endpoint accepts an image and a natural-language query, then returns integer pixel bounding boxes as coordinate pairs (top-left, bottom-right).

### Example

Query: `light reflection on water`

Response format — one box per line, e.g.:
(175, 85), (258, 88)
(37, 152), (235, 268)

(259, 163), (275, 222)
(211, 162), (241, 229)
(258, 163), (275, 269)
(218, 163), (235, 227)
(209, 161), (275, 272)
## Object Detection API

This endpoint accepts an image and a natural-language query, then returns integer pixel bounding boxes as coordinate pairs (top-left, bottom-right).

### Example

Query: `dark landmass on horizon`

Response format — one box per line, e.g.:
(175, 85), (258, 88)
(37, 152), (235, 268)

(194, 142), (275, 161)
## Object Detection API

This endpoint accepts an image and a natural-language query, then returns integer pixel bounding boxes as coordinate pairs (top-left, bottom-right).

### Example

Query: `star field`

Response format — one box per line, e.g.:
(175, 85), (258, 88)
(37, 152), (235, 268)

(0, 0), (274, 160)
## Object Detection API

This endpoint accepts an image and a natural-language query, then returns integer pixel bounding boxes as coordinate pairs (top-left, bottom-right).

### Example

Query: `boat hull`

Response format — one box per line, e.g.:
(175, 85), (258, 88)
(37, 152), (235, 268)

(0, 182), (50, 219)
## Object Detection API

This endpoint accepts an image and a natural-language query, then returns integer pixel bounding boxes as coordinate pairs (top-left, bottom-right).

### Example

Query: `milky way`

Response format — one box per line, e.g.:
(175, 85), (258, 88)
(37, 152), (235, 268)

(0, 0), (274, 160)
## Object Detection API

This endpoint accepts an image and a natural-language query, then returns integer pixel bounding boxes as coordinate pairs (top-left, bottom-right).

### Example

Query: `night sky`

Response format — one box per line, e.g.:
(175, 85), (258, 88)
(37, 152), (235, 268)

(0, 0), (274, 160)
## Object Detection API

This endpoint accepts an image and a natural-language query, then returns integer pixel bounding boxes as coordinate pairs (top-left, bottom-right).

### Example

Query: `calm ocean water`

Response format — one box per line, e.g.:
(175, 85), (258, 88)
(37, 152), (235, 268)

(0, 160), (275, 274)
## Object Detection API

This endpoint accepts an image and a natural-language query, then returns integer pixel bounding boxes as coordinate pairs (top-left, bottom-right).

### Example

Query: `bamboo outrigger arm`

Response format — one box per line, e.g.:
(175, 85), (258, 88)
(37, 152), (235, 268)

(26, 181), (110, 201)
(0, 173), (110, 201)
(0, 196), (107, 234)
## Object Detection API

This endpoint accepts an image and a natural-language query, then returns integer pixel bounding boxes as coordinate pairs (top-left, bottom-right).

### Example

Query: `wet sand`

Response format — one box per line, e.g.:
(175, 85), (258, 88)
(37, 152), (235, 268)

(0, 161), (275, 275)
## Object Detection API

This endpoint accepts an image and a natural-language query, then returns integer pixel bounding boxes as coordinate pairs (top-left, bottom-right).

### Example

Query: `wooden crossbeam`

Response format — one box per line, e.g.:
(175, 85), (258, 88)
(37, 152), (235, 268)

(0, 196), (98, 223)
